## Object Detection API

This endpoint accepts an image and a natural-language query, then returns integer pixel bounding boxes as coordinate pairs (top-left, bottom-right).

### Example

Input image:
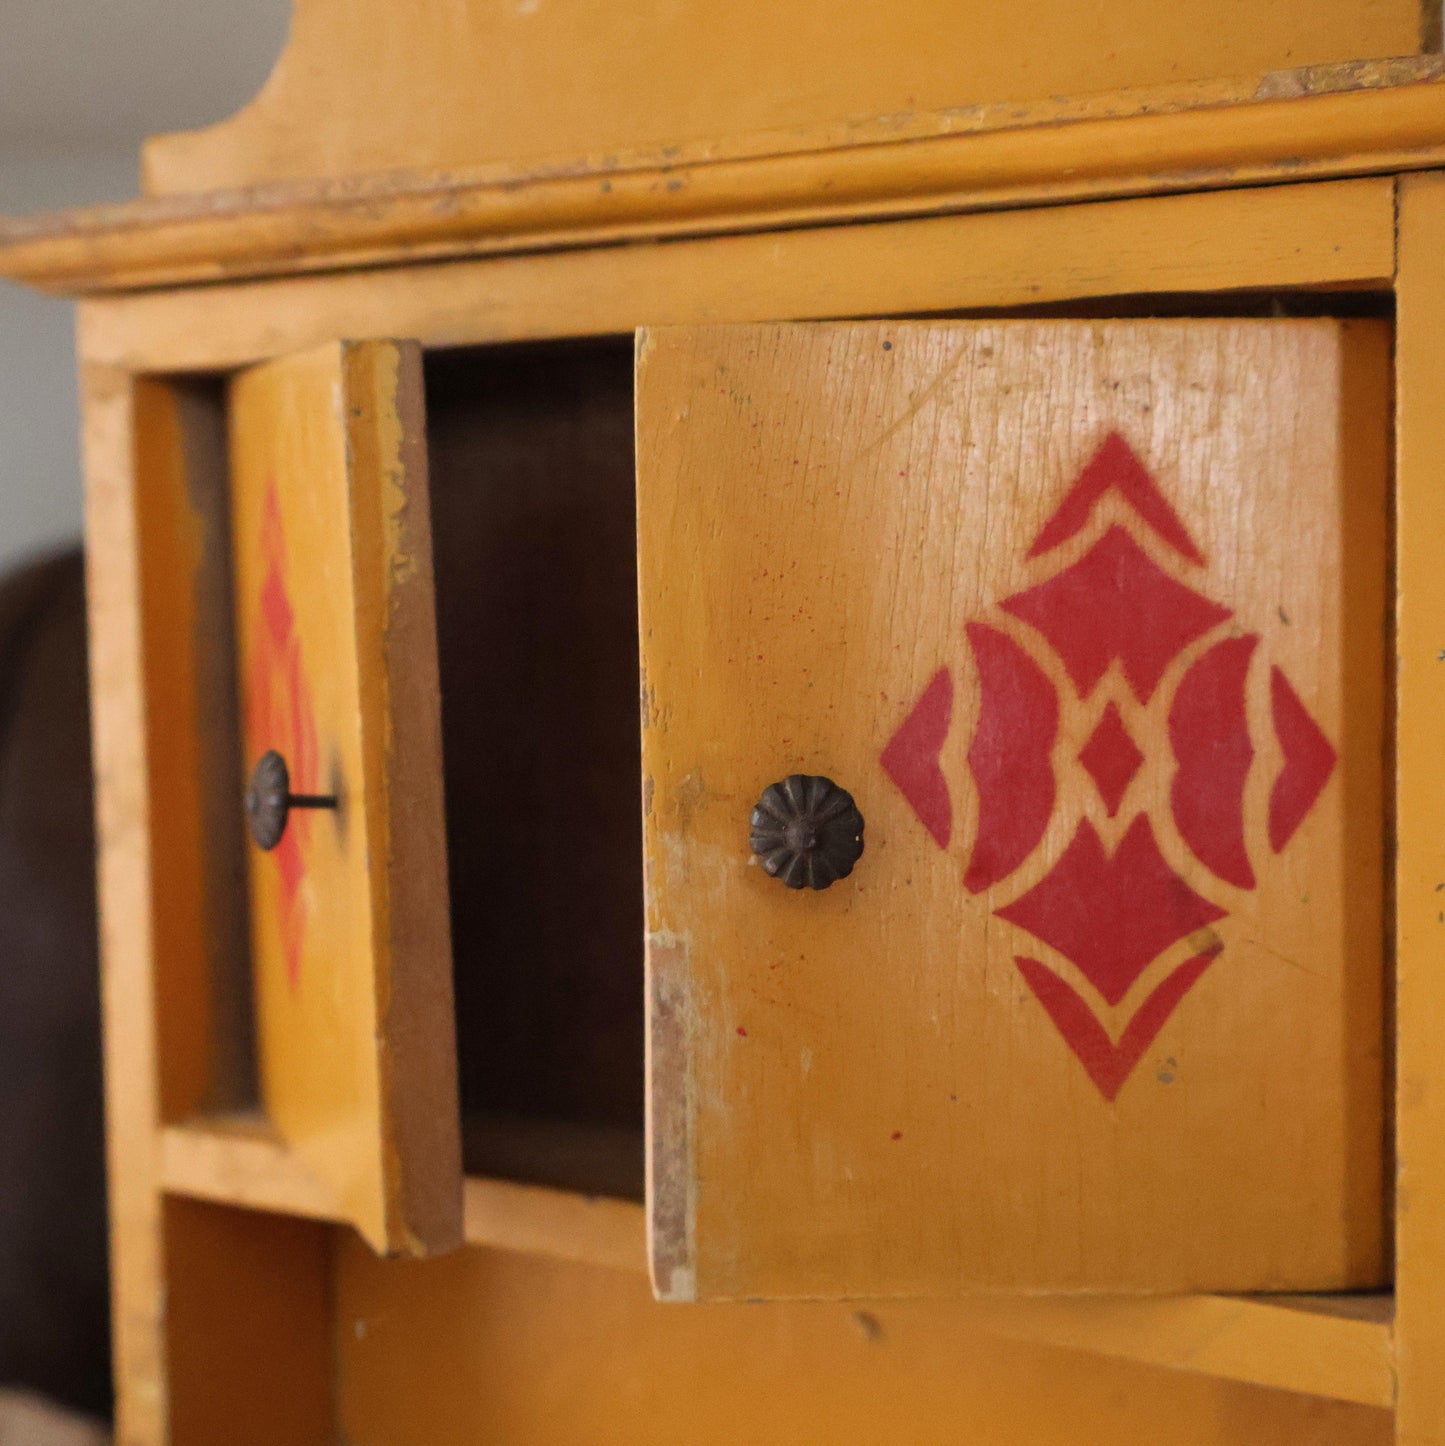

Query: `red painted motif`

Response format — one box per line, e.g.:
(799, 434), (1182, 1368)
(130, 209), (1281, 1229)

(877, 429), (1341, 1099)
(1015, 946), (1221, 1102)
(880, 667), (953, 849)
(1269, 666), (1338, 852)
(962, 623), (1058, 895)
(247, 481), (320, 989)
(1027, 430), (1206, 564)
(1002, 527), (1232, 703)
(1078, 702), (1143, 817)
(1169, 634), (1259, 890)
(996, 816), (1226, 1006)
(259, 556), (295, 649)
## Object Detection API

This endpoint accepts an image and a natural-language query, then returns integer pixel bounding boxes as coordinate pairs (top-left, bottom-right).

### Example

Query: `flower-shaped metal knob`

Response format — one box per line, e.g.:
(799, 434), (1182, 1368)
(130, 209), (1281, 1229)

(749, 774), (865, 890)
(245, 749), (338, 851)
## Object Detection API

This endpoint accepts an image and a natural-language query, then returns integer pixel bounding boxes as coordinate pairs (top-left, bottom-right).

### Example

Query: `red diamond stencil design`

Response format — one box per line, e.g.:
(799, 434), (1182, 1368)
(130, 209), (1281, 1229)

(1170, 634), (1259, 890)
(1078, 702), (1143, 817)
(1268, 666), (1337, 853)
(962, 623), (1058, 895)
(1027, 430), (1206, 564)
(248, 481), (320, 990)
(879, 431), (1338, 1098)
(996, 816), (1226, 1008)
(879, 667), (953, 850)
(1001, 526), (1232, 704)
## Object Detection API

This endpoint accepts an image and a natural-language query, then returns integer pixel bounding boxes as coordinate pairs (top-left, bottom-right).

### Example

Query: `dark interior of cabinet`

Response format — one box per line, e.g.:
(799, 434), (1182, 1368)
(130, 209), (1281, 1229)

(425, 339), (645, 1200)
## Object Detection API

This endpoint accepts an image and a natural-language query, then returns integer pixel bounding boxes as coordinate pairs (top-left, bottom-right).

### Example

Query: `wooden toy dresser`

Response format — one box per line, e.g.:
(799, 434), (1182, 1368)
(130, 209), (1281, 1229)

(5, 2), (1445, 1441)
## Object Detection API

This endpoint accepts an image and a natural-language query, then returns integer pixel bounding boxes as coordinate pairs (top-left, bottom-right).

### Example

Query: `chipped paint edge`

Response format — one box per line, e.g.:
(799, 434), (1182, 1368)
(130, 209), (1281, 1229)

(646, 928), (697, 1302)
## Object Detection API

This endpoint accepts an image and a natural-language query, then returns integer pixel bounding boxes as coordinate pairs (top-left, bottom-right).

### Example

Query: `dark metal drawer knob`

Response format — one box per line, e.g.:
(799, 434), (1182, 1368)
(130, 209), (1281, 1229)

(245, 749), (337, 851)
(749, 774), (864, 890)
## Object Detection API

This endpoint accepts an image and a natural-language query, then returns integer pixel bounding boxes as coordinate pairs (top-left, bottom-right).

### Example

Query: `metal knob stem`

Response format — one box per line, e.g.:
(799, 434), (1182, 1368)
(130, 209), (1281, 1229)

(245, 749), (337, 851)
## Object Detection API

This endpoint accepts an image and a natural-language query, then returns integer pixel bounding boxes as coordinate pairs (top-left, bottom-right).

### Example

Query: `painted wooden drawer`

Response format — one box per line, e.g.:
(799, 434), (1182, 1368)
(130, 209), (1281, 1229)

(637, 318), (1390, 1299)
(228, 340), (460, 1256)
(216, 338), (648, 1261)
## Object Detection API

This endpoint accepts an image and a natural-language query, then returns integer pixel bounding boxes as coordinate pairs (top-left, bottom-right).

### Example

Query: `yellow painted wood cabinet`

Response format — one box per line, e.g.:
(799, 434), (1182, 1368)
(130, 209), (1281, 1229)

(12, 1), (1445, 1441)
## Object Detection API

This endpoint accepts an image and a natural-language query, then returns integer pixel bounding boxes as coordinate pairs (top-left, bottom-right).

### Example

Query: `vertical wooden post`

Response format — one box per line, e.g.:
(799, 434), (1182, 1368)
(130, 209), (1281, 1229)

(85, 367), (341, 1444)
(1394, 169), (1445, 1445)
(82, 366), (170, 1446)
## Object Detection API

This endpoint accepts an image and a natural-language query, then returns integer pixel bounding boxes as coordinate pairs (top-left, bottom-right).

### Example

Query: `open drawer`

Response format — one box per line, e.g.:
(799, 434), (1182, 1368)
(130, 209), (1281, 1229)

(193, 315), (1389, 1298)
(227, 341), (459, 1256)
(636, 318), (1388, 1299)
(186, 338), (649, 1257)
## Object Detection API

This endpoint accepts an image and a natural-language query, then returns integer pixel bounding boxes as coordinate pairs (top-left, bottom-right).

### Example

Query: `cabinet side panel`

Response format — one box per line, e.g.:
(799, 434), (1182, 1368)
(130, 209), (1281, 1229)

(84, 367), (166, 1446)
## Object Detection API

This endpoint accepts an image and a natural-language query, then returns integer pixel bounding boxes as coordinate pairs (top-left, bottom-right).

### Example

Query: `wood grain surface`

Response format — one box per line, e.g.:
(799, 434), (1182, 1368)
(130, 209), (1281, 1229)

(141, 0), (1425, 196)
(72, 177), (1396, 377)
(332, 1238), (1393, 1446)
(638, 318), (1389, 1298)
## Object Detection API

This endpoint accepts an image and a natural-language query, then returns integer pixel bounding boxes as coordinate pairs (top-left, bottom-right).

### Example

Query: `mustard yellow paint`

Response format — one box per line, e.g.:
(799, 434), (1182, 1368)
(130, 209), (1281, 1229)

(228, 340), (459, 1258)
(638, 319), (1389, 1298)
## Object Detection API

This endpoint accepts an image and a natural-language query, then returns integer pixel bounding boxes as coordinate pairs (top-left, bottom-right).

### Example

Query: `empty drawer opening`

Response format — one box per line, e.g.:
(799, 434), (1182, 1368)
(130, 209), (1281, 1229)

(426, 338), (645, 1200)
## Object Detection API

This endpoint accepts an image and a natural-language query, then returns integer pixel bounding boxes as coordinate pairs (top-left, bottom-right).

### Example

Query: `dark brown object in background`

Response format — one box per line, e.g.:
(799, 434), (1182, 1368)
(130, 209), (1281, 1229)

(0, 549), (109, 1421)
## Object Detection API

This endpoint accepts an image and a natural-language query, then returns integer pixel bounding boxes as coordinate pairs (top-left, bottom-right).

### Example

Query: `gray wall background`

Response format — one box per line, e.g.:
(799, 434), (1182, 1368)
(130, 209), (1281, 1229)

(0, 1), (290, 575)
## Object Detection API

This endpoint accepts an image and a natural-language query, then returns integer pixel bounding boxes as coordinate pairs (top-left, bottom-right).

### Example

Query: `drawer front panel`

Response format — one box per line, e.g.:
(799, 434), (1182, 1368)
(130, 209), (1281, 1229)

(229, 339), (460, 1256)
(637, 318), (1388, 1298)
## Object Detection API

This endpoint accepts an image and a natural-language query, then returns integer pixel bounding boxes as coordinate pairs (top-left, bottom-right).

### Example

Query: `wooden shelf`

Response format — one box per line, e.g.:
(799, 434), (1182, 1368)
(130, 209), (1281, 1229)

(461, 1175), (644, 1275)
(960, 1292), (1392, 1409)
(159, 1118), (1393, 1408)
(160, 1115), (340, 1222)
(160, 1116), (645, 1266)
